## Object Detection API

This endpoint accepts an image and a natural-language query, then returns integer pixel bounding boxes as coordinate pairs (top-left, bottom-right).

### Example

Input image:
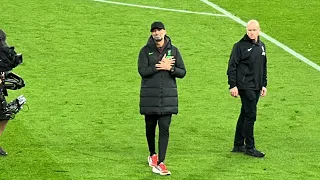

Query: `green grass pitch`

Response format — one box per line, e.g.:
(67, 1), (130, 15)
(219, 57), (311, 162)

(1, 0), (319, 179)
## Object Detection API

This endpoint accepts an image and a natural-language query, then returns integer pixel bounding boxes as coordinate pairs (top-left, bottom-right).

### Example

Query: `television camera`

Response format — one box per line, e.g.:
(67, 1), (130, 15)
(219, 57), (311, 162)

(0, 29), (26, 120)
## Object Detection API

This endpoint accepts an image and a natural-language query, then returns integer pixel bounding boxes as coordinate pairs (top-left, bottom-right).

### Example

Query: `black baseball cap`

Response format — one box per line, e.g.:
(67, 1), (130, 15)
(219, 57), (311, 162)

(150, 21), (165, 32)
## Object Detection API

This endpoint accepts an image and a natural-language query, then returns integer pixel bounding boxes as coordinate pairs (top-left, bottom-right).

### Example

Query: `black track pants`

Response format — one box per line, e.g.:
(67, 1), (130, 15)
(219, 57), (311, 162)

(234, 89), (260, 149)
(145, 114), (172, 163)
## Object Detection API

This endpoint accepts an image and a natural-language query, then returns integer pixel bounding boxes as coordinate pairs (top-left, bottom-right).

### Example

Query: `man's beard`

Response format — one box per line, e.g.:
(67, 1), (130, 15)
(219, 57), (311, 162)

(153, 36), (163, 42)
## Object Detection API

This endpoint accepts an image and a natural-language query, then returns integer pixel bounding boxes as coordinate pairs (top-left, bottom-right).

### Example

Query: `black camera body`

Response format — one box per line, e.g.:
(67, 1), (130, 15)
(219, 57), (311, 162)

(7, 46), (23, 66)
(0, 46), (23, 71)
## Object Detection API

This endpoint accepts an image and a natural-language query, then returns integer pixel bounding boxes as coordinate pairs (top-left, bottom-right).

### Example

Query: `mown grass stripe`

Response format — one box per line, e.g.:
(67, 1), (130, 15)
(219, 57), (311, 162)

(201, 0), (320, 72)
(94, 0), (227, 17)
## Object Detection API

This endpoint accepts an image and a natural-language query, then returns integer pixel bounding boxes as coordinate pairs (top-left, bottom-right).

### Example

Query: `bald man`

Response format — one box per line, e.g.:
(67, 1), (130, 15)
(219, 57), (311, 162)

(227, 20), (267, 158)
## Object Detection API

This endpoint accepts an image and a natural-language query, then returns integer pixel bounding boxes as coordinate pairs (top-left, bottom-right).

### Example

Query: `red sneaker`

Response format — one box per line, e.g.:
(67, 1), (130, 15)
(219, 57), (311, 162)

(152, 162), (171, 175)
(148, 154), (158, 167)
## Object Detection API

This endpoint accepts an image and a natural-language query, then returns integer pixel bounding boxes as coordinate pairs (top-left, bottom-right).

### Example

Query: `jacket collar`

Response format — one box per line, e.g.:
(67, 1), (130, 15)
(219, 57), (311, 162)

(243, 34), (261, 45)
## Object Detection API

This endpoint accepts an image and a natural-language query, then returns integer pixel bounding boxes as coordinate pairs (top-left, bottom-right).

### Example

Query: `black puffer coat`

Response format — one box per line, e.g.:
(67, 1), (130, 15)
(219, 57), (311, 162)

(138, 35), (186, 115)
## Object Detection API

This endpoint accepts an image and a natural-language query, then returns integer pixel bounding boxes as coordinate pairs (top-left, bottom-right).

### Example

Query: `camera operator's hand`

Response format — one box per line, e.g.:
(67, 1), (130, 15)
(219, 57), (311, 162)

(155, 54), (175, 71)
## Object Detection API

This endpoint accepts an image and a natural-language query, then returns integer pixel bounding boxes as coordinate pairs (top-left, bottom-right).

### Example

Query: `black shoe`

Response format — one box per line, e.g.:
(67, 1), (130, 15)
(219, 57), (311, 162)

(244, 148), (265, 158)
(231, 145), (245, 153)
(0, 147), (8, 156)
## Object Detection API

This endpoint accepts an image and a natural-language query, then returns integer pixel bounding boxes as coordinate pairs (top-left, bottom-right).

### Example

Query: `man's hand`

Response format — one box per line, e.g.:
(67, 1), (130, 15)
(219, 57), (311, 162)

(161, 54), (175, 64)
(260, 87), (267, 97)
(230, 86), (238, 98)
(155, 54), (175, 71)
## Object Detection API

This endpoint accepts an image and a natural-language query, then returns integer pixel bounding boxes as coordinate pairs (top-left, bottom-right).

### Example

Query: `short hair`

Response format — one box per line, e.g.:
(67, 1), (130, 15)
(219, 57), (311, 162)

(246, 20), (260, 29)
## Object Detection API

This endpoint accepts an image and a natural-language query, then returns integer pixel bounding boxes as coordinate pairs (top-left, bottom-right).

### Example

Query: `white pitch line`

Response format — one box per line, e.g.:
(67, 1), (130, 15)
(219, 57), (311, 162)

(94, 0), (226, 17)
(201, 0), (320, 72)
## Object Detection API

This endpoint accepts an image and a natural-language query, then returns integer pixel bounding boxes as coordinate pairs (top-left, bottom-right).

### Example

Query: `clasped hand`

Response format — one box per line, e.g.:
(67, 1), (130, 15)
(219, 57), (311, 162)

(155, 54), (175, 71)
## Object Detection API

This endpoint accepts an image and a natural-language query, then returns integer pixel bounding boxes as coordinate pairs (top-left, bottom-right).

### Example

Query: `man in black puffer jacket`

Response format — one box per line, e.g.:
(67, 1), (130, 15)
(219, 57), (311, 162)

(138, 21), (186, 175)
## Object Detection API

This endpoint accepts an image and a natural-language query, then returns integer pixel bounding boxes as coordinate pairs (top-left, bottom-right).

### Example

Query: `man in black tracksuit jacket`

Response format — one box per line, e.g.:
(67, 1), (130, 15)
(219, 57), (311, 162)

(138, 22), (186, 175)
(227, 20), (267, 158)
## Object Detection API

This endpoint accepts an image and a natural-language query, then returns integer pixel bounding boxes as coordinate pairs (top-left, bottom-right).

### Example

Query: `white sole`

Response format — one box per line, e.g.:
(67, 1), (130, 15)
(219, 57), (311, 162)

(152, 166), (171, 175)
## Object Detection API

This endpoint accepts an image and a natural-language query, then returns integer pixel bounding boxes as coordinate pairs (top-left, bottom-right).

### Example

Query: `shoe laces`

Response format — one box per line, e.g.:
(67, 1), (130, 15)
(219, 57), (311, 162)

(151, 154), (158, 165)
(159, 162), (168, 171)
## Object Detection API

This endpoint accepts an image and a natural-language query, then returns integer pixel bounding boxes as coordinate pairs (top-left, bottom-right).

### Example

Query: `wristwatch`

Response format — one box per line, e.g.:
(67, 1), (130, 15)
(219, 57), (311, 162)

(170, 66), (175, 72)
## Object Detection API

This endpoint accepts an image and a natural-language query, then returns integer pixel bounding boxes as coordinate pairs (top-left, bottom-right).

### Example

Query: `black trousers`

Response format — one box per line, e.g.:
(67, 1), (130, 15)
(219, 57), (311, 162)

(145, 114), (172, 164)
(234, 89), (260, 149)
